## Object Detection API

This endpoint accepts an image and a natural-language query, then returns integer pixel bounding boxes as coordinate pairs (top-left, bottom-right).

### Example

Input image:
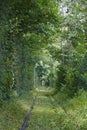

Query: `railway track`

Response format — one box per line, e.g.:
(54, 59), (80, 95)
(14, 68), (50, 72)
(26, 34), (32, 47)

(20, 96), (37, 130)
(20, 87), (56, 130)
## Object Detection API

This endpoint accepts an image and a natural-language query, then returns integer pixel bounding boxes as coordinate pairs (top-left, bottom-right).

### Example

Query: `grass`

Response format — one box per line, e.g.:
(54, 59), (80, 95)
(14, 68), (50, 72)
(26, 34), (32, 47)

(0, 87), (87, 130)
(0, 100), (26, 130)
(0, 90), (33, 130)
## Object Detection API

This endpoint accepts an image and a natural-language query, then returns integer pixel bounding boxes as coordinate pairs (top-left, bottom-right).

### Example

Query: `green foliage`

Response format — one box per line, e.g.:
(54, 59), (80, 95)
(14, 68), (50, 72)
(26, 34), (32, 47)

(52, 0), (87, 96)
(0, 86), (87, 130)
(0, 1), (87, 129)
(0, 0), (60, 100)
(0, 99), (26, 130)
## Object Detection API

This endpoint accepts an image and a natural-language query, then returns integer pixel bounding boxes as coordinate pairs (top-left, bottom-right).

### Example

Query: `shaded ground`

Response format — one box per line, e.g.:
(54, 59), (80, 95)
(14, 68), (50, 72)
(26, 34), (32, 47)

(26, 87), (59, 130)
(0, 87), (87, 130)
(26, 87), (87, 130)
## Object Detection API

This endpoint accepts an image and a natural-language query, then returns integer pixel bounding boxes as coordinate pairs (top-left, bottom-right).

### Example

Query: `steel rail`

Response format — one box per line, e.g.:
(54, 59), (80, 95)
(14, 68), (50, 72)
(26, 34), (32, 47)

(20, 96), (37, 130)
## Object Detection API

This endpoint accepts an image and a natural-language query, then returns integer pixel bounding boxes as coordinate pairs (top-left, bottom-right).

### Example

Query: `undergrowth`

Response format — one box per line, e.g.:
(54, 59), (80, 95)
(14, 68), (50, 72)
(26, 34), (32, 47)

(0, 88), (87, 130)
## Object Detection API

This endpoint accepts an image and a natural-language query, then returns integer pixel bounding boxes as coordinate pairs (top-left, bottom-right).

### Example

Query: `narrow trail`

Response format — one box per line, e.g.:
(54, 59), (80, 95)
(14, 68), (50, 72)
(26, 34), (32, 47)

(23, 87), (59, 130)
(20, 87), (68, 130)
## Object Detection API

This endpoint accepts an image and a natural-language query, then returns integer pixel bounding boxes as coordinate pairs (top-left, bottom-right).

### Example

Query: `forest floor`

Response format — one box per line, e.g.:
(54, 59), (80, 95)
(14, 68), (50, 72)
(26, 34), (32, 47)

(0, 87), (87, 130)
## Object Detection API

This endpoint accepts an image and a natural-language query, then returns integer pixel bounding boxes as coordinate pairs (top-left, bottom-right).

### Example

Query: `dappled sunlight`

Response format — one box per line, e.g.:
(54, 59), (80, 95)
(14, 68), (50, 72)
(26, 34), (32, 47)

(33, 106), (54, 113)
(18, 100), (31, 111)
(1, 89), (87, 130)
(35, 86), (57, 97)
(35, 86), (56, 92)
(37, 95), (48, 99)
(0, 0), (87, 129)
